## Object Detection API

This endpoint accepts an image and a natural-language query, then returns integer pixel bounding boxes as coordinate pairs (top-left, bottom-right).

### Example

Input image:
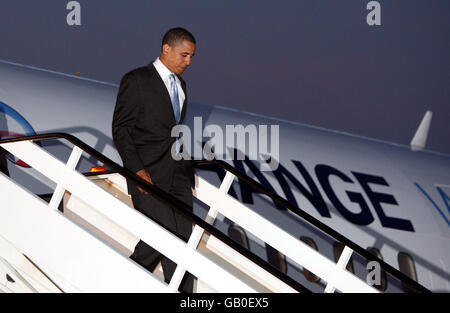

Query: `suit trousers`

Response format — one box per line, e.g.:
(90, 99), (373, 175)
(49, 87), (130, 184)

(129, 163), (195, 293)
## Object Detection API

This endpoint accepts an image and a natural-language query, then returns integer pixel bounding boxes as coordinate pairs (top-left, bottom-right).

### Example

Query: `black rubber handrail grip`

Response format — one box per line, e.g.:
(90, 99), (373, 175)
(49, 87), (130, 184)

(87, 162), (431, 293)
(0, 133), (311, 293)
(84, 151), (433, 292)
(2, 133), (431, 293)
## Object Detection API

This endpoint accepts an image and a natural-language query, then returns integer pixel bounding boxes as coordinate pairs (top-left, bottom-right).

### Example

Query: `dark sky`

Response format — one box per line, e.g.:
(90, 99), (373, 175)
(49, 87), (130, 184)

(1, 0), (449, 154)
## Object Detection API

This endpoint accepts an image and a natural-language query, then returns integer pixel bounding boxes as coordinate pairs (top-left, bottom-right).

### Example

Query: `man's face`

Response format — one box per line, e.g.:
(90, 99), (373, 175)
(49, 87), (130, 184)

(161, 40), (196, 75)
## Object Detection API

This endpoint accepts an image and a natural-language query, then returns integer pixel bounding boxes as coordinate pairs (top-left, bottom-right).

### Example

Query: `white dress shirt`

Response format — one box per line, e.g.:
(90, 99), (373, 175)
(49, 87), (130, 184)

(153, 57), (185, 114)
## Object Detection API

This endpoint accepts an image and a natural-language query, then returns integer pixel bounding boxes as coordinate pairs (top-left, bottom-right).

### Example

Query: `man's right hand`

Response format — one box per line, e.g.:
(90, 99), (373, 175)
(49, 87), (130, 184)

(136, 169), (153, 193)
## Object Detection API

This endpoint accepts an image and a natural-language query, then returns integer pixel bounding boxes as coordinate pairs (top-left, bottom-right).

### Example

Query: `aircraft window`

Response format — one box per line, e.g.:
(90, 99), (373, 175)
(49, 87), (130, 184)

(300, 236), (320, 283)
(6, 274), (15, 283)
(333, 242), (354, 273)
(367, 247), (387, 291)
(266, 244), (287, 274)
(398, 252), (418, 293)
(228, 224), (249, 249)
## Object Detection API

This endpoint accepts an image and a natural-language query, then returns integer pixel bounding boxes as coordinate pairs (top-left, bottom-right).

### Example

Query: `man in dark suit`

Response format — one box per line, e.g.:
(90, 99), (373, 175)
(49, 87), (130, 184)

(112, 27), (196, 292)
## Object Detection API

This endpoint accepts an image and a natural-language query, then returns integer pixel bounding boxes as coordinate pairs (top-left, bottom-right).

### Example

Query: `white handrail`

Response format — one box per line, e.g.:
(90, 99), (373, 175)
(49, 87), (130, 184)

(195, 176), (378, 293)
(0, 141), (257, 293)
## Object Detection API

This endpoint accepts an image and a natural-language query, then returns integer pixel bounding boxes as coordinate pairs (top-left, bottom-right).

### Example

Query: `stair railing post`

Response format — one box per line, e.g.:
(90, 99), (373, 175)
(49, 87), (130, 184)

(48, 146), (83, 210)
(168, 171), (236, 292)
(324, 245), (354, 293)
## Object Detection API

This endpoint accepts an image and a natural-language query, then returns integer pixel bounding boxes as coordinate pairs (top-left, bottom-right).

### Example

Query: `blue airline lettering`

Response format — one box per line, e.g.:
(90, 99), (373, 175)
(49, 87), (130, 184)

(316, 165), (374, 226)
(197, 149), (415, 232)
(415, 183), (450, 227)
(437, 186), (450, 216)
(275, 160), (330, 217)
(353, 172), (414, 232)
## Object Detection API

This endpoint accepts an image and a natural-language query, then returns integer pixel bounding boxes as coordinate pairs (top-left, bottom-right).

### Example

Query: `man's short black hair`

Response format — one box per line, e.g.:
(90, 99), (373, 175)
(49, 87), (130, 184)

(162, 27), (196, 47)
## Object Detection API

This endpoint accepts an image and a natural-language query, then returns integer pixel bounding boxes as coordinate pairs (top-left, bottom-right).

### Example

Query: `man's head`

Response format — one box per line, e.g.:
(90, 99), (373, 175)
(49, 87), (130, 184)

(160, 27), (196, 75)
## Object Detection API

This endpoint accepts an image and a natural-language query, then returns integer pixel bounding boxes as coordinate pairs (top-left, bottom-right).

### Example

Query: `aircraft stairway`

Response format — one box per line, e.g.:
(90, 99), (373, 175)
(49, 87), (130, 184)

(0, 133), (430, 293)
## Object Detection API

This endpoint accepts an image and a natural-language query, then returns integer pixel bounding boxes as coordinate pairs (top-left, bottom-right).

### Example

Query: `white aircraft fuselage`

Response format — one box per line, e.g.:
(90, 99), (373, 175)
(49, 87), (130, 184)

(0, 60), (448, 292)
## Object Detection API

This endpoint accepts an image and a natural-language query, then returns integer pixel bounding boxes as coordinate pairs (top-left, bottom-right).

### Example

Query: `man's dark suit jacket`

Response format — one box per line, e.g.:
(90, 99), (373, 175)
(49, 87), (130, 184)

(112, 63), (195, 195)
